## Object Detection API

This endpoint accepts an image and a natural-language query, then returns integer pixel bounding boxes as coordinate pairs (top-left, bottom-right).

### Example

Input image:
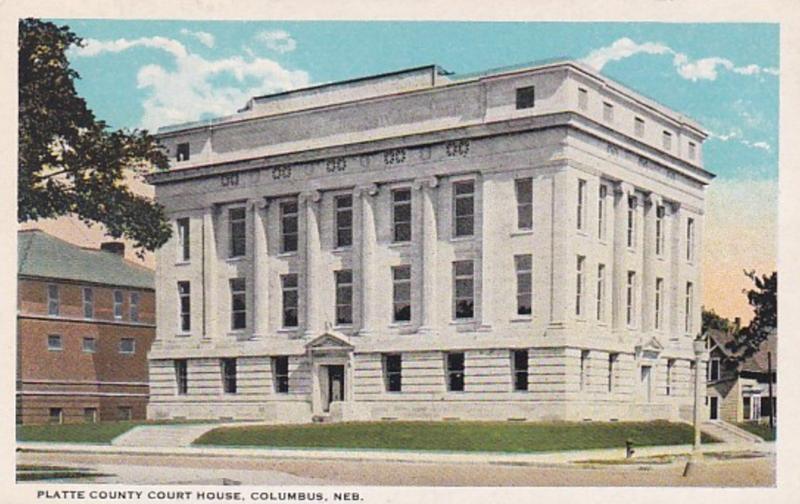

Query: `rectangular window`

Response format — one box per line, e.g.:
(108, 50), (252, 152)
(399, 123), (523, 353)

(662, 131), (672, 150)
(634, 117), (645, 138)
(392, 265), (412, 323)
(178, 281), (191, 332)
(49, 408), (63, 424)
(578, 87), (588, 110)
(392, 188), (412, 242)
(335, 270), (353, 325)
(177, 218), (190, 261)
(656, 205), (666, 256)
(176, 142), (190, 161)
(383, 354), (402, 392)
(453, 260), (475, 319)
(113, 290), (124, 320)
(515, 85), (535, 109)
(596, 264), (606, 321)
(575, 256), (585, 317)
(280, 200), (299, 253)
(627, 195), (637, 248)
(608, 353), (618, 393)
(119, 338), (135, 354)
(598, 184), (607, 240)
(666, 359), (675, 396)
(47, 334), (62, 351)
(82, 287), (94, 319)
(230, 278), (247, 330)
(655, 278), (664, 330)
(603, 102), (614, 122)
(83, 408), (97, 423)
(117, 406), (132, 421)
(515, 254), (533, 316)
(577, 179), (587, 230)
(47, 284), (59, 316)
(580, 350), (589, 391)
(688, 141), (697, 160)
(82, 337), (96, 353)
(175, 359), (188, 395)
(229, 207), (246, 258)
(273, 356), (289, 393)
(334, 194), (353, 248)
(446, 352), (465, 392)
(515, 178), (533, 230)
(281, 274), (299, 328)
(626, 271), (637, 327)
(709, 358), (720, 381)
(686, 218), (695, 262)
(130, 292), (140, 322)
(452, 180), (475, 238)
(221, 358), (237, 394)
(685, 282), (694, 334)
(512, 350), (529, 392)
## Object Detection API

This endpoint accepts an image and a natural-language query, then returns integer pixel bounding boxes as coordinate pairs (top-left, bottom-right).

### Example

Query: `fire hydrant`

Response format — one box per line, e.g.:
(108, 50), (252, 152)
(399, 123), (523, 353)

(625, 439), (635, 459)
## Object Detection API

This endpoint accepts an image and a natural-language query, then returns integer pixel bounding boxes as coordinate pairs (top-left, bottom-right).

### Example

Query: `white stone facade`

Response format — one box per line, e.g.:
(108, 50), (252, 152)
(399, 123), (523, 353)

(147, 62), (713, 423)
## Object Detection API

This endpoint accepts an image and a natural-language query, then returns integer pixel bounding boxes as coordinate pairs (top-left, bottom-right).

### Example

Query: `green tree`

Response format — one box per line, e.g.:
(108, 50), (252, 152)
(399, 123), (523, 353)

(702, 308), (733, 334)
(728, 270), (777, 362)
(18, 18), (171, 257)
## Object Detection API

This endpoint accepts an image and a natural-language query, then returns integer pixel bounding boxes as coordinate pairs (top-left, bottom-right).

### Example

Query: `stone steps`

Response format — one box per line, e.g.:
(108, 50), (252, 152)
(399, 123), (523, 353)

(701, 420), (762, 444)
(111, 424), (219, 447)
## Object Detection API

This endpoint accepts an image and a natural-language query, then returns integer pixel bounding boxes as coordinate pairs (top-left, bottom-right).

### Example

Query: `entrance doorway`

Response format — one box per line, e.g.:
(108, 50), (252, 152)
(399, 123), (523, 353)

(324, 365), (345, 413)
(710, 396), (719, 420)
(640, 365), (652, 402)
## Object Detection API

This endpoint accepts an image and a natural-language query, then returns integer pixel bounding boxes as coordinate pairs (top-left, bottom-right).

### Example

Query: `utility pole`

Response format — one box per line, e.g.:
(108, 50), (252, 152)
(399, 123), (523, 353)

(768, 351), (774, 429)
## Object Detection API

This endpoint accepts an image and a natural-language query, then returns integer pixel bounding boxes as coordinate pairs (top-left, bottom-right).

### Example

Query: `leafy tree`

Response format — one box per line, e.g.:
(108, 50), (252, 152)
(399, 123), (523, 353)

(702, 308), (733, 334)
(727, 270), (777, 362)
(18, 18), (171, 257)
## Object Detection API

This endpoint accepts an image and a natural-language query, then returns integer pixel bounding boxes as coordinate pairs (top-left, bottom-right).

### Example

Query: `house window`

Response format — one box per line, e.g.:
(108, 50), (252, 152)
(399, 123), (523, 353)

(281, 274), (299, 328)
(656, 205), (666, 256)
(688, 141), (697, 160)
(515, 178), (533, 230)
(446, 352), (465, 392)
(512, 350), (529, 392)
(221, 358), (237, 394)
(453, 260), (474, 320)
(743, 397), (752, 420)
(608, 353), (618, 392)
(603, 102), (614, 122)
(685, 282), (694, 334)
(578, 87), (588, 110)
(383, 354), (402, 392)
(392, 265), (412, 323)
(634, 117), (645, 138)
(177, 218), (190, 262)
(335, 270), (353, 325)
(392, 188), (412, 242)
(662, 131), (672, 150)
(130, 292), (140, 322)
(709, 358), (720, 381)
(598, 184), (607, 240)
(229, 207), (246, 258)
(83, 408), (97, 423)
(273, 356), (289, 393)
(596, 264), (606, 321)
(575, 256), (585, 317)
(230, 278), (247, 330)
(82, 337), (96, 353)
(655, 278), (664, 330)
(577, 179), (587, 231)
(49, 408), (63, 424)
(82, 287), (94, 319)
(627, 195), (637, 248)
(117, 406), (132, 421)
(666, 359), (675, 396)
(515, 85), (535, 109)
(47, 284), (59, 316)
(334, 194), (353, 248)
(113, 290), (124, 320)
(47, 334), (62, 351)
(280, 200), (299, 253)
(452, 180), (475, 238)
(626, 271), (637, 327)
(175, 359), (188, 395)
(515, 254), (533, 316)
(580, 350), (589, 391)
(686, 218), (695, 262)
(176, 142), (190, 161)
(119, 338), (135, 354)
(178, 281), (191, 332)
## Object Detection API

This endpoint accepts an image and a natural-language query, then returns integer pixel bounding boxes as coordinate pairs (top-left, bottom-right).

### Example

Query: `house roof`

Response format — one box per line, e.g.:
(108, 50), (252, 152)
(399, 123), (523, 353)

(17, 230), (154, 290)
(708, 327), (777, 373)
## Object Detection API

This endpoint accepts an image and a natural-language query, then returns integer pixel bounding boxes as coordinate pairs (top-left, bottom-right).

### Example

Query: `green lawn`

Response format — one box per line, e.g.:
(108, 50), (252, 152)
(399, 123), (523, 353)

(195, 420), (717, 453)
(736, 422), (776, 441)
(16, 419), (208, 444)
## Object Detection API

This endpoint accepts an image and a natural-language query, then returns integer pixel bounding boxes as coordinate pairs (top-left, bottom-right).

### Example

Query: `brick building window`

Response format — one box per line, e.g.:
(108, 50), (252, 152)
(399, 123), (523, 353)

(175, 359), (188, 395)
(281, 274), (299, 328)
(335, 270), (353, 325)
(334, 194), (353, 248)
(452, 180), (475, 238)
(453, 260), (474, 320)
(230, 278), (247, 330)
(178, 281), (190, 332)
(47, 334), (62, 351)
(47, 284), (59, 316)
(49, 408), (63, 424)
(383, 354), (402, 392)
(113, 290), (124, 320)
(82, 287), (93, 319)
(221, 358), (237, 394)
(119, 338), (135, 354)
(512, 350), (529, 392)
(392, 188), (412, 242)
(392, 265), (412, 323)
(229, 207), (246, 258)
(82, 337), (96, 353)
(83, 408), (97, 423)
(273, 356), (289, 393)
(446, 352), (465, 392)
(130, 292), (140, 322)
(280, 200), (299, 253)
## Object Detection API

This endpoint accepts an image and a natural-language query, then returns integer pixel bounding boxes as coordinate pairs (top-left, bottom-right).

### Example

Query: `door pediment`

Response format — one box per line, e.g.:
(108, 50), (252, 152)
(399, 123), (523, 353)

(305, 330), (354, 353)
(636, 336), (664, 360)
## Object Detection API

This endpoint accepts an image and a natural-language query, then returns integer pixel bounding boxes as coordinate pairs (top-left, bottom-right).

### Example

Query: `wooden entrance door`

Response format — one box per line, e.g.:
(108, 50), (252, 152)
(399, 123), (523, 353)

(325, 365), (345, 413)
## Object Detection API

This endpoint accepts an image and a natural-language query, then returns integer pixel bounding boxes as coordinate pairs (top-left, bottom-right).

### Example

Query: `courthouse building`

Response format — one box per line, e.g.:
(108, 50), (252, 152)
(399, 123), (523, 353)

(147, 61), (713, 423)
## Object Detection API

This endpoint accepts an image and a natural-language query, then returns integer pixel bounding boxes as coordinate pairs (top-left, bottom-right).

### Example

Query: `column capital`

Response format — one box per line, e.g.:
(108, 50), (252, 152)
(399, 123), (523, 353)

(413, 175), (439, 190)
(670, 200), (682, 214)
(251, 196), (270, 211)
(644, 192), (663, 208)
(299, 189), (322, 204)
(614, 181), (634, 197)
(353, 183), (379, 198)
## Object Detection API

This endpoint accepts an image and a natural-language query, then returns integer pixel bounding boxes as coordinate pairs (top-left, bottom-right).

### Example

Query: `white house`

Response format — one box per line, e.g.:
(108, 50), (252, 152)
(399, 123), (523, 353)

(146, 61), (713, 423)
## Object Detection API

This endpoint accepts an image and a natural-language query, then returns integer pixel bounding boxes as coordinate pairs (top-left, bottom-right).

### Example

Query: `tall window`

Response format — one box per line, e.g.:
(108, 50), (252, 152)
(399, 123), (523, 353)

(578, 87), (588, 110)
(709, 358), (720, 381)
(178, 281), (191, 332)
(580, 350), (589, 391)
(596, 264), (606, 321)
(655, 278), (664, 330)
(512, 350), (529, 392)
(446, 352), (465, 392)
(177, 218), (190, 261)
(175, 359), (188, 395)
(603, 102), (614, 122)
(452, 180), (475, 238)
(392, 188), (412, 242)
(515, 254), (533, 316)
(685, 282), (694, 334)
(608, 353), (618, 392)
(383, 354), (402, 392)
(392, 265), (412, 323)
(655, 205), (666, 256)
(666, 359), (674, 396)
(113, 290), (124, 320)
(272, 356), (289, 393)
(229, 207), (246, 258)
(130, 292), (140, 322)
(230, 278), (246, 330)
(627, 195), (637, 248)
(686, 218), (695, 262)
(515, 178), (533, 230)
(221, 358), (237, 394)
(662, 130), (672, 150)
(575, 256), (585, 317)
(576, 179), (587, 231)
(598, 184), (607, 240)
(334, 195), (353, 248)
(281, 274), (298, 328)
(83, 287), (94, 319)
(453, 260), (474, 319)
(335, 270), (353, 325)
(688, 141), (697, 160)
(515, 86), (535, 109)
(634, 117), (645, 138)
(47, 284), (59, 316)
(626, 271), (636, 327)
(280, 200), (299, 253)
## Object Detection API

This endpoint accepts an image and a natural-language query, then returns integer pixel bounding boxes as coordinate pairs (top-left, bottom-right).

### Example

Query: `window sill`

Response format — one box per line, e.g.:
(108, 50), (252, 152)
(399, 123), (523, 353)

(333, 324), (353, 331)
(449, 319), (475, 325)
(510, 229), (533, 237)
(576, 230), (589, 238)
(175, 332), (192, 338)
(510, 317), (533, 323)
(331, 247), (353, 254)
(277, 251), (298, 258)
(276, 327), (300, 334)
(450, 235), (475, 243)
(226, 256), (247, 263)
(388, 241), (412, 249)
(388, 322), (413, 328)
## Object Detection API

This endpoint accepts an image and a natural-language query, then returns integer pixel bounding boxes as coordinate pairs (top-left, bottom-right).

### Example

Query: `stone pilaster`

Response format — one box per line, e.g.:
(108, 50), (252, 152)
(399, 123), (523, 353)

(354, 183), (379, 336)
(612, 182), (634, 332)
(301, 190), (323, 338)
(413, 176), (439, 334)
(252, 197), (270, 339)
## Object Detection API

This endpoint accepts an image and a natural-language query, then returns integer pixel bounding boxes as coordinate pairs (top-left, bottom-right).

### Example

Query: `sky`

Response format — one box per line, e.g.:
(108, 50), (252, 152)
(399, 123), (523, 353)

(35, 19), (779, 322)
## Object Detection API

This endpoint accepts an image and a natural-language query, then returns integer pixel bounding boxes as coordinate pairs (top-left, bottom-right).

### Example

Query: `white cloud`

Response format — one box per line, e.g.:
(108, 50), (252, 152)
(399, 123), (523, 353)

(255, 30), (297, 54)
(582, 37), (671, 71)
(70, 36), (188, 59)
(179, 28), (215, 48)
(708, 129), (771, 152)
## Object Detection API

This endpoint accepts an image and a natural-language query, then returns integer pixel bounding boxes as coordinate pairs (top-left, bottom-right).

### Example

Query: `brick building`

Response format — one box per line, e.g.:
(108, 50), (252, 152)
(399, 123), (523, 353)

(17, 230), (156, 424)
